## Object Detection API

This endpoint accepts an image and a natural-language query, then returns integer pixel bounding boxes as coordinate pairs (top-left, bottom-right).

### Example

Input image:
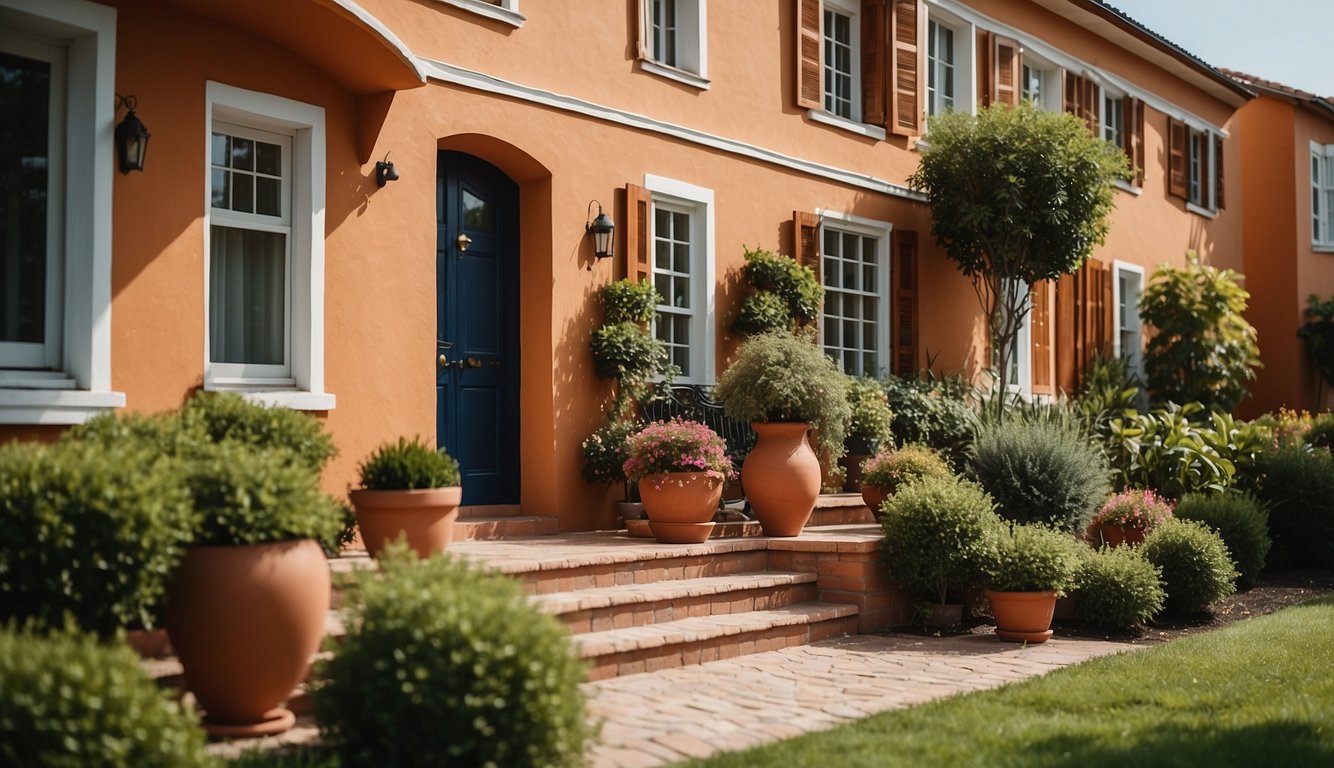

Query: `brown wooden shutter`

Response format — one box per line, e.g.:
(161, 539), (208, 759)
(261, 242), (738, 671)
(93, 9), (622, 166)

(1081, 79), (1099, 133)
(796, 0), (823, 110)
(889, 0), (921, 136)
(1063, 69), (1080, 118)
(1055, 272), (1077, 394)
(862, 0), (888, 127)
(623, 183), (652, 282)
(976, 30), (994, 107)
(994, 35), (1020, 107)
(1167, 117), (1188, 200)
(1031, 280), (1052, 395)
(1215, 134), (1226, 209)
(1054, 260), (1113, 393)
(1125, 95), (1145, 186)
(1083, 259), (1113, 364)
(793, 210), (821, 281)
(892, 229), (919, 375)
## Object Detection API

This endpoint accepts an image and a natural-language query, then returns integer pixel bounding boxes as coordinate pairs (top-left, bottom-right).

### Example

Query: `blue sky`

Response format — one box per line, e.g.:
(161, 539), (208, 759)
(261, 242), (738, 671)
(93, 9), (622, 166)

(1107, 0), (1334, 97)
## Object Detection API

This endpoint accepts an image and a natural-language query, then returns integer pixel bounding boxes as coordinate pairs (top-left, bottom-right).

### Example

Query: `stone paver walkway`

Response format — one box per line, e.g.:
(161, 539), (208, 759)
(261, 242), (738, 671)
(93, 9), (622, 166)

(584, 632), (1137, 767)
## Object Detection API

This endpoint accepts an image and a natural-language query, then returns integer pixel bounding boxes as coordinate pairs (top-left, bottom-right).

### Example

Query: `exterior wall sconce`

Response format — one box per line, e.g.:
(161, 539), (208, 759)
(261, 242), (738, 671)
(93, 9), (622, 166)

(114, 94), (150, 174)
(585, 200), (615, 259)
(375, 153), (399, 187)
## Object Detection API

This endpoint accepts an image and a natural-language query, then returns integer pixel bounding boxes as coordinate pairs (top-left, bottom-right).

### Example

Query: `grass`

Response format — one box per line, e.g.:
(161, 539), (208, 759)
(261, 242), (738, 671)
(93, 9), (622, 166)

(682, 596), (1334, 768)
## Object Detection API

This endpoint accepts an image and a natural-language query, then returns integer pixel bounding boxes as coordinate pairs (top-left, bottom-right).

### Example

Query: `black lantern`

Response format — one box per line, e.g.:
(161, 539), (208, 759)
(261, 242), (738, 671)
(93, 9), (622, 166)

(585, 200), (615, 259)
(114, 94), (150, 174)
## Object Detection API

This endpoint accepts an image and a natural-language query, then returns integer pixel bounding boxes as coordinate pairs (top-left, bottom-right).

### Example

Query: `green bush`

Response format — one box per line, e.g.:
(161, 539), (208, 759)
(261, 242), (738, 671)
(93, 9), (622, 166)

(731, 290), (793, 337)
(1102, 402), (1265, 499)
(860, 444), (953, 494)
(1304, 412), (1334, 452)
(180, 392), (337, 472)
(729, 247), (823, 335)
(969, 419), (1110, 534)
(882, 373), (974, 467)
(846, 376), (894, 442)
(1253, 446), (1334, 568)
(1141, 519), (1239, 614)
(1174, 493), (1270, 589)
(0, 625), (214, 768)
(358, 436), (462, 491)
(0, 441), (195, 635)
(599, 278), (658, 325)
(1073, 546), (1165, 630)
(590, 320), (668, 381)
(316, 547), (592, 768)
(988, 524), (1080, 594)
(880, 475), (1001, 606)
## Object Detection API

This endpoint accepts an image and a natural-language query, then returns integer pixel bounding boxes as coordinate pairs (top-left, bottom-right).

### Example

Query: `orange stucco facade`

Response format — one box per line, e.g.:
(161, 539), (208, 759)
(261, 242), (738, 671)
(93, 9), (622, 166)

(0, 0), (1255, 530)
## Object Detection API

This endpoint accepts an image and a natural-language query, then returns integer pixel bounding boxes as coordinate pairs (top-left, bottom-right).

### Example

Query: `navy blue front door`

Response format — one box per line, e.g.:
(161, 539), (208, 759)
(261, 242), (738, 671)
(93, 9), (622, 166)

(437, 152), (520, 505)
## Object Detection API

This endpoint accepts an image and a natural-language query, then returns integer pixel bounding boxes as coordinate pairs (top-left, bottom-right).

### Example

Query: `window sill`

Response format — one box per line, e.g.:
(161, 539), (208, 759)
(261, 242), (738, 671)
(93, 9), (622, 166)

(432, 0), (524, 28)
(1185, 202), (1217, 219)
(806, 110), (887, 141)
(0, 388), (126, 425)
(639, 60), (710, 90)
(1114, 179), (1142, 196)
(206, 380), (336, 411)
(1314, 244), (1334, 253)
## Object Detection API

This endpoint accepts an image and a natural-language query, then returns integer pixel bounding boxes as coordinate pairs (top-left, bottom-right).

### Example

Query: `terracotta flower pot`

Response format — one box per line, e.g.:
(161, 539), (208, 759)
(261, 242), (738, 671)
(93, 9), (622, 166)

(165, 540), (330, 737)
(639, 472), (722, 543)
(350, 486), (462, 558)
(985, 589), (1058, 644)
(741, 422), (821, 537)
(861, 484), (888, 520)
(1090, 522), (1147, 548)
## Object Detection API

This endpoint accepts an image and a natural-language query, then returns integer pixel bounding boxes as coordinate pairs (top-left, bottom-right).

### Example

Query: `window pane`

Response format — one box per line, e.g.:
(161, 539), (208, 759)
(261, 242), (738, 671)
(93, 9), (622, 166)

(211, 168), (229, 209)
(230, 136), (254, 171)
(232, 171), (254, 214)
(255, 141), (281, 177)
(255, 177), (281, 217)
(210, 225), (286, 365)
(0, 51), (51, 345)
(461, 188), (496, 232)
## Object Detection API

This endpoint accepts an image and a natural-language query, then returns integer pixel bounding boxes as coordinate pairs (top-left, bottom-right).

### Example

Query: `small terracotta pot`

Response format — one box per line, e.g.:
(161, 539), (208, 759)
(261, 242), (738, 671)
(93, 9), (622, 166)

(985, 589), (1058, 644)
(350, 486), (462, 558)
(639, 472), (723, 544)
(1089, 522), (1146, 548)
(165, 540), (330, 737)
(624, 518), (654, 538)
(861, 484), (888, 520)
(742, 422), (821, 537)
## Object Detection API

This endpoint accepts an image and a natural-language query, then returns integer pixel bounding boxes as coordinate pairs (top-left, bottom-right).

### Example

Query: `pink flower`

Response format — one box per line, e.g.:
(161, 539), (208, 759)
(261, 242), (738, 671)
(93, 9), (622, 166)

(622, 418), (735, 485)
(1091, 489), (1175, 531)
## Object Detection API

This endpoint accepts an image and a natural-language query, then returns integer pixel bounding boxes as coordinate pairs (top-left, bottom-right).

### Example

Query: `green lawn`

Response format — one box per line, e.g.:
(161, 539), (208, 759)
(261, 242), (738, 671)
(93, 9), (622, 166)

(682, 596), (1334, 768)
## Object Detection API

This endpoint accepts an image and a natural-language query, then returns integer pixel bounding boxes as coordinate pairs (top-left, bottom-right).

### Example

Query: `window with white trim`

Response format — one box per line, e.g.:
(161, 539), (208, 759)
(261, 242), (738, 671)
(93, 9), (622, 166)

(645, 175), (714, 384)
(640, 0), (707, 86)
(1313, 143), (1334, 247)
(1020, 56), (1059, 112)
(820, 215), (891, 377)
(435, 0), (525, 28)
(1102, 91), (1124, 148)
(822, 0), (859, 121)
(205, 82), (332, 410)
(1113, 261), (1145, 382)
(1188, 130), (1203, 206)
(993, 279), (1032, 396)
(926, 19), (956, 116)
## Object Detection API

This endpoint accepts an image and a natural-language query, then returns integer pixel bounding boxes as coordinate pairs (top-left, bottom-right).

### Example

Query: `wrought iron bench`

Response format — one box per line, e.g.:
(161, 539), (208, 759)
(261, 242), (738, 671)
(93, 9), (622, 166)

(639, 384), (756, 507)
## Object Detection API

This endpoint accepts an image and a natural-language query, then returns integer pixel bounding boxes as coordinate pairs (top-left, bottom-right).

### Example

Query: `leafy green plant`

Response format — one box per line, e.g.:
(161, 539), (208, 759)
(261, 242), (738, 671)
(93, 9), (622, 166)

(581, 418), (643, 499)
(180, 391), (337, 472)
(1174, 493), (1270, 590)
(1102, 402), (1266, 498)
(1253, 445), (1334, 569)
(0, 440), (195, 635)
(1298, 294), (1334, 402)
(880, 475), (1002, 606)
(357, 436), (461, 490)
(987, 523), (1081, 594)
(600, 278), (659, 324)
(969, 419), (1110, 534)
(1075, 355), (1143, 436)
(1073, 546), (1166, 630)
(588, 279), (675, 431)
(715, 330), (852, 463)
(1139, 252), (1261, 412)
(1304, 412), (1334, 452)
(591, 321), (668, 381)
(0, 625), (215, 768)
(1141, 519), (1239, 614)
(882, 372), (974, 467)
(846, 376), (894, 442)
(860, 444), (953, 493)
(729, 247), (823, 336)
(316, 546), (592, 768)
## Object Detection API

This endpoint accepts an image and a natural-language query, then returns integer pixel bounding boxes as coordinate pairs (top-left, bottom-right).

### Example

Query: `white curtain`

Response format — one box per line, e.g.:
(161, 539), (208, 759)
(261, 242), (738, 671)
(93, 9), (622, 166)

(209, 225), (285, 365)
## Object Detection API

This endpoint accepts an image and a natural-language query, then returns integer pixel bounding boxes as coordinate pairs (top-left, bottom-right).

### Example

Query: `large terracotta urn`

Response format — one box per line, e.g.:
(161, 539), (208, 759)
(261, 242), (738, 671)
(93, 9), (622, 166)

(349, 486), (462, 558)
(741, 422), (821, 537)
(165, 539), (330, 737)
(985, 589), (1058, 644)
(639, 471), (723, 543)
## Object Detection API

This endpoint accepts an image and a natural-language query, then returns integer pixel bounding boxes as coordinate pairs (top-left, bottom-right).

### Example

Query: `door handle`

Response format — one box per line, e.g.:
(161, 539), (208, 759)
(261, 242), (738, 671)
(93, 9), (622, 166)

(465, 357), (482, 369)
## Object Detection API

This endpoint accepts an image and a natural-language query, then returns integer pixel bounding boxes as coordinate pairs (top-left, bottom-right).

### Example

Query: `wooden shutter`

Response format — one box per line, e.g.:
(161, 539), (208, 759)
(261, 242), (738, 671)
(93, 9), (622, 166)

(889, 0), (921, 136)
(1081, 79), (1099, 133)
(994, 35), (1020, 107)
(862, 0), (888, 127)
(1030, 280), (1052, 395)
(623, 183), (652, 282)
(1062, 71), (1097, 133)
(976, 30), (994, 107)
(1167, 117), (1188, 200)
(634, 0), (649, 60)
(1125, 95), (1145, 186)
(1055, 260), (1113, 393)
(1063, 69), (1080, 118)
(1215, 135), (1226, 210)
(796, 0), (823, 109)
(892, 229), (919, 375)
(793, 210), (821, 280)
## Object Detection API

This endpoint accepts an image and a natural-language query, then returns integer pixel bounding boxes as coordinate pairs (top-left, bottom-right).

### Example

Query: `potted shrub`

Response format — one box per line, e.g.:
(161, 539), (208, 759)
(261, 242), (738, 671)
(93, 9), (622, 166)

(1087, 488), (1174, 548)
(166, 441), (343, 737)
(350, 437), (463, 558)
(622, 418), (734, 543)
(858, 443), (953, 520)
(714, 330), (851, 536)
(582, 418), (649, 534)
(880, 475), (1001, 628)
(840, 377), (894, 492)
(985, 524), (1081, 644)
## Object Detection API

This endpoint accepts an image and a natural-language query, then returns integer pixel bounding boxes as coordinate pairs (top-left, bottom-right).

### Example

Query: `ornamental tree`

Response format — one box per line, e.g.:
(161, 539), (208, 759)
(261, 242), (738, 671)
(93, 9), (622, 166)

(908, 101), (1130, 410)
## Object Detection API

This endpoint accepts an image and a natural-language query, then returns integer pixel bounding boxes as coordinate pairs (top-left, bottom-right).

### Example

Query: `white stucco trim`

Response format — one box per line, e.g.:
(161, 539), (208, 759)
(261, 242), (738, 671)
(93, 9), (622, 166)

(432, 0), (525, 28)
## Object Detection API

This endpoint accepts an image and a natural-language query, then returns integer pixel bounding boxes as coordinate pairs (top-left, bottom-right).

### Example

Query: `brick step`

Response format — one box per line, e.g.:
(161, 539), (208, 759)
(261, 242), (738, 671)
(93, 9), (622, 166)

(457, 504), (523, 519)
(531, 571), (819, 633)
(455, 515), (559, 540)
(574, 602), (860, 681)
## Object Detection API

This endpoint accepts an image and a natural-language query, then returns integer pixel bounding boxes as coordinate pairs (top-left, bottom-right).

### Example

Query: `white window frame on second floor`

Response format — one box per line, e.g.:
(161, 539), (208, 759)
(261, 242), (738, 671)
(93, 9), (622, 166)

(433, 0), (525, 29)
(644, 174), (715, 385)
(1168, 116), (1222, 217)
(925, 5), (974, 119)
(1019, 50), (1061, 113)
(638, 0), (708, 89)
(817, 211), (892, 378)
(204, 81), (334, 411)
(1313, 142), (1334, 250)
(1112, 260), (1146, 383)
(821, 0), (861, 123)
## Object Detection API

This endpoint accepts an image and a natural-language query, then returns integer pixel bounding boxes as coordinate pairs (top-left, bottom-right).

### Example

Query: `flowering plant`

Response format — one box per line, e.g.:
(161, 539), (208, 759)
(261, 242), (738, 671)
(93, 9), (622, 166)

(622, 418), (735, 485)
(581, 419), (643, 499)
(1090, 489), (1174, 531)
(860, 444), (952, 494)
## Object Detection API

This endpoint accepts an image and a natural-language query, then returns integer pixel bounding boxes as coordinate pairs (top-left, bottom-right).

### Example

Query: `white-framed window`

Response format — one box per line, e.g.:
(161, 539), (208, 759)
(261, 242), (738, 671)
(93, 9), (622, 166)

(204, 82), (333, 410)
(1112, 260), (1145, 382)
(645, 174), (714, 384)
(1188, 131), (1203, 207)
(434, 0), (524, 28)
(819, 213), (892, 377)
(1020, 57), (1060, 111)
(1102, 91), (1124, 148)
(640, 0), (708, 88)
(0, 0), (123, 424)
(1313, 143), (1334, 248)
(926, 19), (956, 116)
(822, 0), (859, 121)
(994, 280), (1032, 396)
